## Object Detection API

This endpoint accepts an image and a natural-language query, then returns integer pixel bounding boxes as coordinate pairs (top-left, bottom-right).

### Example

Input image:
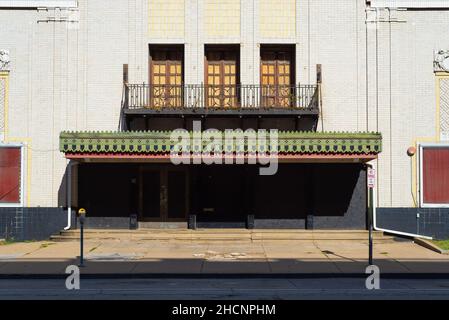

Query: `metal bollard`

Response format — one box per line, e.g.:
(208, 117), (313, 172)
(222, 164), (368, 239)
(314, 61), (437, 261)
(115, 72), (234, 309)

(78, 208), (87, 267)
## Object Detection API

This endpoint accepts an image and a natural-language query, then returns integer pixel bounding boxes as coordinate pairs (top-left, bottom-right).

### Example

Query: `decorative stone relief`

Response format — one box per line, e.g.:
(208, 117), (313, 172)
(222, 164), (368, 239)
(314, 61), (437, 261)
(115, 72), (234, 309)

(434, 50), (449, 73)
(0, 50), (10, 71)
(0, 76), (5, 140)
(439, 78), (449, 141)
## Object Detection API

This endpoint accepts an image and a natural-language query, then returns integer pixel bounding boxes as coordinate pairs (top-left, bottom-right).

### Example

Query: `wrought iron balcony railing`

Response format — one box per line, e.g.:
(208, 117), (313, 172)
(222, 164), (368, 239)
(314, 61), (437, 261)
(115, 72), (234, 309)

(123, 84), (319, 112)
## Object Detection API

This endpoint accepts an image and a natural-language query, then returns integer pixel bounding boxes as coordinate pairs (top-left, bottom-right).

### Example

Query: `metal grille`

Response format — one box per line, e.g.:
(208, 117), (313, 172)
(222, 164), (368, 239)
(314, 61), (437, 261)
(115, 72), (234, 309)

(440, 78), (449, 137)
(0, 77), (5, 137)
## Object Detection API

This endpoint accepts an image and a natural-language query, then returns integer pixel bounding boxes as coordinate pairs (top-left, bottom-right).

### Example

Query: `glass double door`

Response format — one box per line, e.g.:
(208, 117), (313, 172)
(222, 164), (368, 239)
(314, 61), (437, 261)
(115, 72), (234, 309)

(139, 167), (188, 222)
(150, 47), (183, 108)
(205, 47), (239, 108)
(260, 48), (294, 108)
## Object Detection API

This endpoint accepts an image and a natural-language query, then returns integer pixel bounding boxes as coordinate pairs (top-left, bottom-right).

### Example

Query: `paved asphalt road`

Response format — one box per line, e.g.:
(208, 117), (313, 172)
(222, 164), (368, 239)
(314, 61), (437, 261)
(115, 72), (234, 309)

(1, 277), (449, 300)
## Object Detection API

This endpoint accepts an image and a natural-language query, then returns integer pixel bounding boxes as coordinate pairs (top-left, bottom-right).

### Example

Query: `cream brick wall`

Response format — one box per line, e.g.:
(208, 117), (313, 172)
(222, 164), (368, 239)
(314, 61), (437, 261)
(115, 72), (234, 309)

(204, 0), (240, 38)
(259, 0), (296, 39)
(148, 0), (185, 39)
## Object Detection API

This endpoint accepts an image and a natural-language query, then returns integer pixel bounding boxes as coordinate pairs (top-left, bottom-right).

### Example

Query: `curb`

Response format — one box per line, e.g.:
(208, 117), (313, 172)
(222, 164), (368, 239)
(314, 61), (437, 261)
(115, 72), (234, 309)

(414, 238), (449, 255)
(2, 273), (449, 280)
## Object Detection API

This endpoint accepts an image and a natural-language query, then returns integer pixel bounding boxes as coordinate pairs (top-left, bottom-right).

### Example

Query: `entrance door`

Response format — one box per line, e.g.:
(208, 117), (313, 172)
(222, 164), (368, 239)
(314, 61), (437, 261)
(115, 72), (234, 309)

(205, 46), (239, 108)
(260, 46), (294, 108)
(196, 166), (249, 225)
(140, 167), (188, 222)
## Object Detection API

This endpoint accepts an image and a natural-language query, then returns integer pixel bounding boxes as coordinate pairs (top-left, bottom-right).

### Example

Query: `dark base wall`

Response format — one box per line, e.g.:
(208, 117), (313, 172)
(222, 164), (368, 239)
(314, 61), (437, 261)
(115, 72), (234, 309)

(79, 217), (130, 230)
(254, 219), (305, 229)
(377, 208), (449, 240)
(0, 208), (75, 241)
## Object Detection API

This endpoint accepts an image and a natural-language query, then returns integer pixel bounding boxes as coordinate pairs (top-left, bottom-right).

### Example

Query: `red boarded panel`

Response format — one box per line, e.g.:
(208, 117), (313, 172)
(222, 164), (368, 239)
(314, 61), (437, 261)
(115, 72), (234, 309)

(423, 147), (449, 204)
(0, 147), (21, 204)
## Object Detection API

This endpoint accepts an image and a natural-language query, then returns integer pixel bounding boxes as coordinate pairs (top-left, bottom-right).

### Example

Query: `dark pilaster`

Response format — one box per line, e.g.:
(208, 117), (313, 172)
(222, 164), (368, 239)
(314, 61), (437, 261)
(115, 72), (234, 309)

(306, 164), (315, 230)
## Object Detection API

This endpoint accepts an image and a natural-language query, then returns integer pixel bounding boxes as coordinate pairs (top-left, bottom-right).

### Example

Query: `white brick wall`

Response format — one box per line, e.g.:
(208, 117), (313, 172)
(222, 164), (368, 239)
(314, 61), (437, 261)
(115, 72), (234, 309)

(305, 0), (364, 133)
(0, 0), (148, 206)
(240, 0), (257, 85)
(364, 7), (449, 207)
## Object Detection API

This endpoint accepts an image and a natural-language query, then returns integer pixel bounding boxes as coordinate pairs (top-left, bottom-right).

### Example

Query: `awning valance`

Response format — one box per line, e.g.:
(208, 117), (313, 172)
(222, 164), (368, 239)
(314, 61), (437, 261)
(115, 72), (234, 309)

(60, 130), (382, 160)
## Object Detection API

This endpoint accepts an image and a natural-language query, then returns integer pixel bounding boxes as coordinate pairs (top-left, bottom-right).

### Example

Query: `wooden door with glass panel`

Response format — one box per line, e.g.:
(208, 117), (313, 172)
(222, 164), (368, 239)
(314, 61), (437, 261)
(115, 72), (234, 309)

(261, 49), (293, 108)
(206, 48), (238, 108)
(140, 166), (188, 222)
(150, 48), (183, 108)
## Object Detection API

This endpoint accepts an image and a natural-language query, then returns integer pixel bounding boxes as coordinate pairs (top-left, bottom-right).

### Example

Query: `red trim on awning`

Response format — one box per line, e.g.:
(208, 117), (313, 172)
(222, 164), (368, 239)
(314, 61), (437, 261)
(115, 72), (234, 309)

(65, 153), (377, 162)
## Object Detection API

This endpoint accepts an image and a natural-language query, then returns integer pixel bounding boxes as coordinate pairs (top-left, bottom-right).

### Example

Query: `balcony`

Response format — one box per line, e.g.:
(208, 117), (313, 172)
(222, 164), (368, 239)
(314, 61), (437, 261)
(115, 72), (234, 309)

(122, 83), (320, 117)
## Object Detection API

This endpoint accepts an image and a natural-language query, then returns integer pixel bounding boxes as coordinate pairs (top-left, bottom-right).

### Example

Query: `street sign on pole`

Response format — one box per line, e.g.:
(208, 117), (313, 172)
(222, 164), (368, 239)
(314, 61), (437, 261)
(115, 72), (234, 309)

(368, 168), (376, 189)
(368, 187), (374, 266)
(367, 167), (376, 266)
(78, 208), (87, 267)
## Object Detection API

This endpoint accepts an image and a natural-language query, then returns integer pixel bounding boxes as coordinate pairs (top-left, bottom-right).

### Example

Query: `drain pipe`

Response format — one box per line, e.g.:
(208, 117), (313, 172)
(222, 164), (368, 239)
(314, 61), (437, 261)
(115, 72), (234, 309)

(64, 161), (73, 230)
(368, 163), (432, 240)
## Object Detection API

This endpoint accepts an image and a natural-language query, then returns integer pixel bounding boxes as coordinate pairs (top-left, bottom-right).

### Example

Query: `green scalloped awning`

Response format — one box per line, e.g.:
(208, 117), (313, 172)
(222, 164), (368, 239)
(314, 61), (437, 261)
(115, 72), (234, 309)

(60, 131), (382, 156)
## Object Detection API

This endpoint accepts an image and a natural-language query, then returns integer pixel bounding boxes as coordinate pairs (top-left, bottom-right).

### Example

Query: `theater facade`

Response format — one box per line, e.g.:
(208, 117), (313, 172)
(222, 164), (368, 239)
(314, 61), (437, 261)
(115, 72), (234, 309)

(0, 0), (448, 239)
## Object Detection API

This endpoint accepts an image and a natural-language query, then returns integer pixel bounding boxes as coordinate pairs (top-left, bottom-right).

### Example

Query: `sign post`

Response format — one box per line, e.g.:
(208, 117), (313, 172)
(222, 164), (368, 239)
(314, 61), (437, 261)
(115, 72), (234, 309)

(78, 208), (87, 267)
(367, 168), (376, 266)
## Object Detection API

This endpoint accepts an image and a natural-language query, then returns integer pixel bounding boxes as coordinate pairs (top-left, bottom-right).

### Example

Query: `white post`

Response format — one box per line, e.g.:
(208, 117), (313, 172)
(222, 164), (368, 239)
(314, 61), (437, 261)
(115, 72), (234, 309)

(64, 161), (72, 230)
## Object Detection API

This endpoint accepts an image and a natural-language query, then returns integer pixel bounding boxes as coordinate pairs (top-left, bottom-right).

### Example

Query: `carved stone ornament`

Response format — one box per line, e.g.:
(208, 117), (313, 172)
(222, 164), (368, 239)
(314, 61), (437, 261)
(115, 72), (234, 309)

(435, 50), (449, 72)
(0, 50), (10, 71)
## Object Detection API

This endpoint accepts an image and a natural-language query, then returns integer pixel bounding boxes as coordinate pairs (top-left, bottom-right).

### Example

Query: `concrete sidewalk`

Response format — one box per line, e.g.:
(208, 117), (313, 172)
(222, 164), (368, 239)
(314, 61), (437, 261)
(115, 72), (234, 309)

(0, 237), (448, 275)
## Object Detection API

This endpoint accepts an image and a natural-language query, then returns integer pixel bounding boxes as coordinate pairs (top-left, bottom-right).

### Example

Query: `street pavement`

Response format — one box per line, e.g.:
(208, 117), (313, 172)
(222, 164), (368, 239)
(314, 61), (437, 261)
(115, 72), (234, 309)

(1, 235), (449, 300)
(1, 277), (449, 300)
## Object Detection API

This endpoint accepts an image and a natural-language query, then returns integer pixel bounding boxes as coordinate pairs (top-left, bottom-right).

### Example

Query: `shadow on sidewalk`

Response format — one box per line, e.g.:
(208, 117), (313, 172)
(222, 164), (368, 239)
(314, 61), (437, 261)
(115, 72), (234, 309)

(0, 257), (448, 279)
